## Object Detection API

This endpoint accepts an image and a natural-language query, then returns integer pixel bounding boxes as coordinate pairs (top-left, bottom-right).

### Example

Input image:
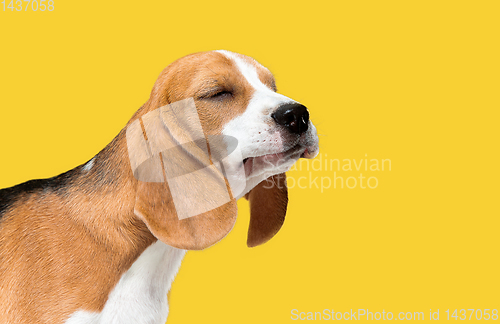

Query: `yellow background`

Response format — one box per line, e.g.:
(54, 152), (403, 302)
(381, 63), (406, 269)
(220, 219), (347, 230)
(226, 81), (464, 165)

(1, 1), (499, 322)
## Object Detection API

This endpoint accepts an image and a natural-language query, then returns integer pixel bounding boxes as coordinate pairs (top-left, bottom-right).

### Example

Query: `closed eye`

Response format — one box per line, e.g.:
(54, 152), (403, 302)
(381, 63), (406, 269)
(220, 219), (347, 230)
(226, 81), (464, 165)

(207, 90), (232, 100)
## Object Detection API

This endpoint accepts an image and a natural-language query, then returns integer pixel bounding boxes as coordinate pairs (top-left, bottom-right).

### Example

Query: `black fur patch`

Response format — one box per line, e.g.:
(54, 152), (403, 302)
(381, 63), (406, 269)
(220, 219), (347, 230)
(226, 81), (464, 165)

(0, 169), (75, 219)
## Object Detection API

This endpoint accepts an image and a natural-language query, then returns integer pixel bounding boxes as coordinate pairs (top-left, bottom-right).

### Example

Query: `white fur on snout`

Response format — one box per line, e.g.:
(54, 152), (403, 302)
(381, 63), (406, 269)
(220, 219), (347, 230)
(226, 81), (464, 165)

(217, 50), (297, 155)
(217, 50), (316, 198)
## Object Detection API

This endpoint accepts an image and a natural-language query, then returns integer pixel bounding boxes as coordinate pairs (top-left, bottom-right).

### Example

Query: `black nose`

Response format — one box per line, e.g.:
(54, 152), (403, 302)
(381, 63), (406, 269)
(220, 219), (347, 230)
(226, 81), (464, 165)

(271, 103), (309, 135)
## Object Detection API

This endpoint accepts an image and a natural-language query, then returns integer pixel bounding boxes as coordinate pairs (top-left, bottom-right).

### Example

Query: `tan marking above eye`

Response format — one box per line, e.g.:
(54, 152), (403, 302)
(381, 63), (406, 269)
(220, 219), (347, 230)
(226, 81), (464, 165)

(269, 78), (277, 92)
(257, 69), (277, 92)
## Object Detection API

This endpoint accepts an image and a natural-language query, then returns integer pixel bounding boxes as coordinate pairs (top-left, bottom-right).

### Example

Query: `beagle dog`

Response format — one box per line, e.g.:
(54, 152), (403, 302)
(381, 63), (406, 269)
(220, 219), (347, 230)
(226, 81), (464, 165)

(0, 50), (319, 324)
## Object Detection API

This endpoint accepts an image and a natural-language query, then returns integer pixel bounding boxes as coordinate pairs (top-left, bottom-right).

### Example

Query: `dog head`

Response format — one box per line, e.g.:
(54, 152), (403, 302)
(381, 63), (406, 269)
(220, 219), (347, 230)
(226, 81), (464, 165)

(128, 50), (319, 249)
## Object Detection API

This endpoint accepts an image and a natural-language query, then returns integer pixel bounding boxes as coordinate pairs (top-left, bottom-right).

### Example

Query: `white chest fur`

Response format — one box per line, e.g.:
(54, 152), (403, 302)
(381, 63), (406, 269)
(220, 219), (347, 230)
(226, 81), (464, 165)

(65, 241), (186, 324)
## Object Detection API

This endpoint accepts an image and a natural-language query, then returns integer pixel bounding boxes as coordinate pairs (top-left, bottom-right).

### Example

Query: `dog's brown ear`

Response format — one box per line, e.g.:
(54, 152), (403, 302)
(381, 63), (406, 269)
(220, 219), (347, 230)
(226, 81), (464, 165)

(245, 173), (288, 247)
(127, 97), (239, 250)
(135, 180), (237, 250)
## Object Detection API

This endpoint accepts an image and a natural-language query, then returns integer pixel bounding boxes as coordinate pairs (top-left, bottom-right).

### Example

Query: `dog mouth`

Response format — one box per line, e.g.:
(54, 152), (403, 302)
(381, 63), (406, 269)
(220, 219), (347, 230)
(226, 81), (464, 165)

(242, 144), (314, 178)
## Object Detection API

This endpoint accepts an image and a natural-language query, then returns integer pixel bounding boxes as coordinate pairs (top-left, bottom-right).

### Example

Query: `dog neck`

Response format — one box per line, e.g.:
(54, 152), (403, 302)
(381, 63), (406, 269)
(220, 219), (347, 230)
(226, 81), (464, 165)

(64, 241), (186, 324)
(74, 128), (154, 250)
(65, 129), (187, 323)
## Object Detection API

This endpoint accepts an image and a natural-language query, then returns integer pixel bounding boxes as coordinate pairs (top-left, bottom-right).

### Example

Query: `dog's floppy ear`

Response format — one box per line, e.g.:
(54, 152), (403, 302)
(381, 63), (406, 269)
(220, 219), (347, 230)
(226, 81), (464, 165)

(245, 173), (288, 247)
(127, 98), (239, 250)
(134, 181), (237, 250)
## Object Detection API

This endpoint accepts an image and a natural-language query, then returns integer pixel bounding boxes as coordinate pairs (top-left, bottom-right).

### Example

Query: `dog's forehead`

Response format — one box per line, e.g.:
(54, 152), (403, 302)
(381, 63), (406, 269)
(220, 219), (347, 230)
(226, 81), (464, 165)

(215, 50), (276, 90)
(164, 51), (275, 93)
